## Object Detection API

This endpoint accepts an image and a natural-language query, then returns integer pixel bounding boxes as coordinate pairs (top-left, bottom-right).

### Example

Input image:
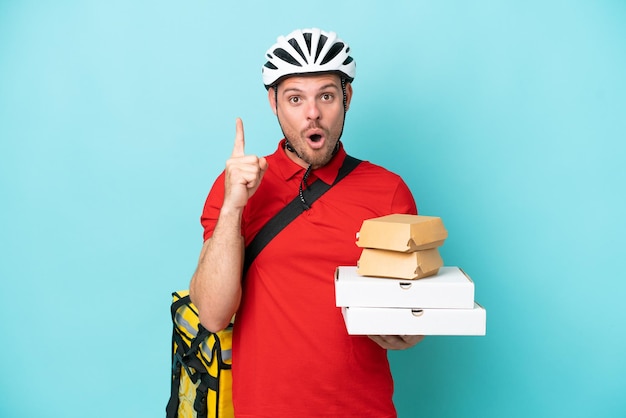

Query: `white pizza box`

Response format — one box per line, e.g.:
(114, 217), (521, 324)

(335, 266), (475, 309)
(341, 303), (486, 336)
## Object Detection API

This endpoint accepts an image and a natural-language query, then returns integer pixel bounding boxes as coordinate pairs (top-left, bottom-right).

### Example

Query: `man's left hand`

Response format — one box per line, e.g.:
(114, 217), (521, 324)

(368, 335), (425, 350)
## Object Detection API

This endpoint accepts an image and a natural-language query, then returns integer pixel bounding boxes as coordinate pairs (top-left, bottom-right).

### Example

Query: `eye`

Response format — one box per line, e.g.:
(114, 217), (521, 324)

(288, 96), (301, 104)
(321, 93), (333, 101)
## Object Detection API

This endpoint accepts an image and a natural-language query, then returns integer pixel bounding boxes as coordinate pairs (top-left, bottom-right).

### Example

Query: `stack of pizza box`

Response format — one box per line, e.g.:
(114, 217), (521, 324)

(334, 214), (486, 336)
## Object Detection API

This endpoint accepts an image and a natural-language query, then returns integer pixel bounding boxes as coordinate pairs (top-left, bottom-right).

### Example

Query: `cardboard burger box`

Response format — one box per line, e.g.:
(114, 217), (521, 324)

(341, 303), (486, 336)
(335, 266), (475, 309)
(357, 247), (443, 280)
(355, 214), (448, 252)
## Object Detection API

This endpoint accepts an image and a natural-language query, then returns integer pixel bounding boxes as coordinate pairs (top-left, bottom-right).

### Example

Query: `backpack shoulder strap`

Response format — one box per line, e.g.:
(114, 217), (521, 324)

(243, 155), (361, 273)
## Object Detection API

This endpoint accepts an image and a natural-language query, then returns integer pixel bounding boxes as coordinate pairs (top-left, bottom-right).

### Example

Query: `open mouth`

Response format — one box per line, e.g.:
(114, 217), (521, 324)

(310, 134), (322, 143)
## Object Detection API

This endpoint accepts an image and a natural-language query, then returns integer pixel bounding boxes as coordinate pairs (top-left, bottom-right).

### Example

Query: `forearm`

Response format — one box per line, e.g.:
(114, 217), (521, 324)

(190, 206), (245, 332)
(190, 118), (267, 332)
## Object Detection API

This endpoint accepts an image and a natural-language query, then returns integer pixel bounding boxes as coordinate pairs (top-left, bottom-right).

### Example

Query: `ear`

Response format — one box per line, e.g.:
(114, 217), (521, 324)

(344, 82), (353, 111)
(268, 87), (278, 115)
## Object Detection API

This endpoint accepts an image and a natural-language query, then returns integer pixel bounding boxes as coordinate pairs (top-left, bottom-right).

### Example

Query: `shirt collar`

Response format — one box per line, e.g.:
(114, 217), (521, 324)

(276, 139), (347, 185)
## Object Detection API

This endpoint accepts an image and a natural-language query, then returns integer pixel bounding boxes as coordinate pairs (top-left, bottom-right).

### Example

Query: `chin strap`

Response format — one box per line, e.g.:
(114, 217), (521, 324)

(283, 140), (313, 210)
(284, 139), (299, 156)
(284, 139), (342, 211)
(341, 77), (347, 111)
(298, 165), (313, 210)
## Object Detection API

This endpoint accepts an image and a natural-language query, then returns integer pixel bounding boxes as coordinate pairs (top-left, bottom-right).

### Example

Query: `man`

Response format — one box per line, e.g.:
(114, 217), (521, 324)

(190, 28), (423, 417)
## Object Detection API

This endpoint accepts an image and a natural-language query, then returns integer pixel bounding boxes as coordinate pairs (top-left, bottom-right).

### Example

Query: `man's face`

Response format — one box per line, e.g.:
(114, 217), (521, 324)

(270, 74), (352, 169)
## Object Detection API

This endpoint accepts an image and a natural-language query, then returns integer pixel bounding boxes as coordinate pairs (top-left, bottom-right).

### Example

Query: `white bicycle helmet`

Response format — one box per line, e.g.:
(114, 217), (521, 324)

(262, 28), (356, 89)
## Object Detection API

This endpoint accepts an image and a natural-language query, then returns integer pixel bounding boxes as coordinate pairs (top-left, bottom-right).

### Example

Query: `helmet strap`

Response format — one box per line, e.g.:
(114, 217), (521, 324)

(341, 77), (348, 112)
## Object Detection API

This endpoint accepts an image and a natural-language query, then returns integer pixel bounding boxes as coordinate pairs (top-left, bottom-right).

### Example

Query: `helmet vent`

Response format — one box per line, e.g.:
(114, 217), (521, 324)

(320, 42), (344, 65)
(288, 38), (308, 63)
(314, 34), (328, 62)
(273, 48), (302, 67)
(303, 32), (313, 54)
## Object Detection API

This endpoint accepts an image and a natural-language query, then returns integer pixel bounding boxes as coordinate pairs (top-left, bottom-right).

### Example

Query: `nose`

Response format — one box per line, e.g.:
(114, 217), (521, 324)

(305, 100), (321, 120)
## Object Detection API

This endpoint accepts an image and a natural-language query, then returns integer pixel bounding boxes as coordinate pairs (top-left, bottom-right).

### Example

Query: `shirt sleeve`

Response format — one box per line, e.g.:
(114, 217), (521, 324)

(390, 178), (418, 216)
(200, 171), (226, 241)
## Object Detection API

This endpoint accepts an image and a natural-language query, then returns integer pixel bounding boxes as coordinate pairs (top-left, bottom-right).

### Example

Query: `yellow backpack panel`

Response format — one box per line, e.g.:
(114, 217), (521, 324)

(166, 290), (234, 418)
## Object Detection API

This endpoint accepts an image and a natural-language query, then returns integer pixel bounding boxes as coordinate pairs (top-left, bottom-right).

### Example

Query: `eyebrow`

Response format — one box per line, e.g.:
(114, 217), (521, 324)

(281, 83), (341, 95)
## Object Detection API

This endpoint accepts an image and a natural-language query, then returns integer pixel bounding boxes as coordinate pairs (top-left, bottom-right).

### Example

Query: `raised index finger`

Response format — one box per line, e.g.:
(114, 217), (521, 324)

(231, 117), (245, 158)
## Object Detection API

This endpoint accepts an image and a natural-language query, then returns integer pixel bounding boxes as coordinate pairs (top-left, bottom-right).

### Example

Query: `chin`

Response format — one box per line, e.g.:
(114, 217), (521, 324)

(309, 152), (335, 169)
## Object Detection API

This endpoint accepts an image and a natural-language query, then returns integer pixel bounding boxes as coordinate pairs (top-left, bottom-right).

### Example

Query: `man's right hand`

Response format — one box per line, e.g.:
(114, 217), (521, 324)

(223, 118), (268, 210)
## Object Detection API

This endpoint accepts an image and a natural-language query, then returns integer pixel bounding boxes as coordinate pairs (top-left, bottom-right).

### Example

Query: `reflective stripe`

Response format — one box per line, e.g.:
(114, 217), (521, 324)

(175, 310), (232, 363)
(200, 339), (213, 361)
(175, 311), (198, 338)
(200, 339), (232, 362)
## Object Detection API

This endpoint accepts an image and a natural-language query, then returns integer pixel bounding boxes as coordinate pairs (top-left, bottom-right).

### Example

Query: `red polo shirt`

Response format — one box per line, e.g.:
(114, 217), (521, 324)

(201, 140), (417, 418)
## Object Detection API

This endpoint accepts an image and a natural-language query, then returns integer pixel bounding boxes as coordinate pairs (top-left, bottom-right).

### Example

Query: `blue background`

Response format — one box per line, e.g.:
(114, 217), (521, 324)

(1, 1), (625, 417)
